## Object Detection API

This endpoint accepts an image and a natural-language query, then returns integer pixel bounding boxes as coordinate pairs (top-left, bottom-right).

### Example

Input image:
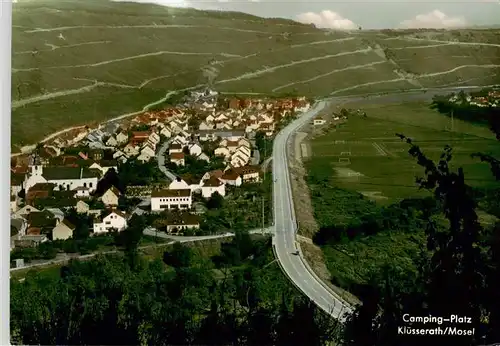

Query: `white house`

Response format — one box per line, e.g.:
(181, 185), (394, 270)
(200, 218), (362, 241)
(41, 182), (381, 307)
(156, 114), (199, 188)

(214, 147), (230, 159)
(197, 153), (210, 162)
(170, 153), (185, 166)
(93, 210), (128, 234)
(199, 121), (213, 131)
(160, 127), (172, 138)
(220, 170), (242, 186)
(13, 205), (39, 218)
(169, 143), (183, 154)
(188, 143), (203, 156)
(138, 145), (155, 163)
(116, 132), (129, 145)
(313, 118), (326, 125)
(52, 219), (76, 240)
(89, 160), (118, 175)
(169, 177), (190, 190)
(123, 143), (139, 157)
(237, 166), (261, 183)
(201, 177), (226, 198)
(101, 186), (121, 206)
(151, 189), (192, 211)
(106, 136), (118, 147)
(25, 165), (100, 193)
(163, 212), (201, 234)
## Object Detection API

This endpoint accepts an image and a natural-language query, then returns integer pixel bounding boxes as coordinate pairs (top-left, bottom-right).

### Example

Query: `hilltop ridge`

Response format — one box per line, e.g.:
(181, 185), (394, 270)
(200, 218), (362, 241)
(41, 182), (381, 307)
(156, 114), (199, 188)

(11, 0), (500, 149)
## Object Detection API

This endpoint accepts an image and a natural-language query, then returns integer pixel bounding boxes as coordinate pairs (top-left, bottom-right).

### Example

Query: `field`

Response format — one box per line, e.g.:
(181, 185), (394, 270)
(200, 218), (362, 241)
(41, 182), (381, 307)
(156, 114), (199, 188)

(311, 102), (500, 202)
(306, 101), (500, 291)
(11, 0), (500, 150)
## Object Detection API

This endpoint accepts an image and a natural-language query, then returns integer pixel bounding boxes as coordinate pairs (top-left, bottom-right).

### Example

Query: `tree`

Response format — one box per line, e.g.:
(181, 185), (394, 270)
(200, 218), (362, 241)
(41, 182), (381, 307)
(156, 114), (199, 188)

(206, 191), (224, 209)
(163, 242), (193, 268)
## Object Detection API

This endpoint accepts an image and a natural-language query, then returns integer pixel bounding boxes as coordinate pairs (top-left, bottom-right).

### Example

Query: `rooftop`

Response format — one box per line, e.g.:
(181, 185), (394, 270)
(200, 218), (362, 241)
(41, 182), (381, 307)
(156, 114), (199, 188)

(151, 189), (191, 198)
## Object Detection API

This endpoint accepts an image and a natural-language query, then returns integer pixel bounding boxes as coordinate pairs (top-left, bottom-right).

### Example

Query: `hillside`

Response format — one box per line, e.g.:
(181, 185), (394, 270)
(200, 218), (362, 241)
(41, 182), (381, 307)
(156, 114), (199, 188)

(11, 0), (500, 150)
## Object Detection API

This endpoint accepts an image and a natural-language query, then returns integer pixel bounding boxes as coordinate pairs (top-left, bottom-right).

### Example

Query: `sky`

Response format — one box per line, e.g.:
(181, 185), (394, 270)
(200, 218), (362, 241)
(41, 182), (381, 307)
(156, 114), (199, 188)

(115, 0), (500, 30)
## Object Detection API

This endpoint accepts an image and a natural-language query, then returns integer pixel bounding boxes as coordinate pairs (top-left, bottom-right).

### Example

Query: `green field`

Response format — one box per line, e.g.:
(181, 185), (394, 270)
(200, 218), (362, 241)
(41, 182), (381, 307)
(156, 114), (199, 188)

(10, 0), (500, 149)
(311, 102), (500, 202)
(306, 101), (500, 291)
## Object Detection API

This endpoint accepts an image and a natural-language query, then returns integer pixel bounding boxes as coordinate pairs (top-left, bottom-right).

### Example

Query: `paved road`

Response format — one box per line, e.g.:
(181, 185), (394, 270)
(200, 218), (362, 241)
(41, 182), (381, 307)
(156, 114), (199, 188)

(143, 227), (273, 241)
(157, 140), (178, 181)
(271, 85), (494, 320)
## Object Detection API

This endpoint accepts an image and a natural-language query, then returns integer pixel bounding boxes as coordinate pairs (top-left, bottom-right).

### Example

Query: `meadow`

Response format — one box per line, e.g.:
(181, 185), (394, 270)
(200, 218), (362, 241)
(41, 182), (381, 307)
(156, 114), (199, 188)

(311, 101), (500, 202)
(306, 101), (500, 291)
(10, 0), (500, 150)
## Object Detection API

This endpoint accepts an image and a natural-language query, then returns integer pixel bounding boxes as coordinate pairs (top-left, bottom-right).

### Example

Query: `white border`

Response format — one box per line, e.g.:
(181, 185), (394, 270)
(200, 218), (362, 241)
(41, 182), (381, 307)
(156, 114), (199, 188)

(2, 0), (12, 344)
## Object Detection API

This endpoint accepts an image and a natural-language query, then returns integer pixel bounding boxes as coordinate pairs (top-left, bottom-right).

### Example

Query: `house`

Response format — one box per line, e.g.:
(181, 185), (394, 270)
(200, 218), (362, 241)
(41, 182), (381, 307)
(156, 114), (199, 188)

(197, 153), (210, 162)
(10, 195), (18, 213)
(151, 189), (192, 211)
(230, 151), (250, 168)
(52, 219), (76, 240)
(76, 200), (90, 214)
(214, 147), (230, 159)
(89, 160), (118, 175)
(26, 210), (57, 236)
(138, 145), (155, 163)
(101, 186), (121, 206)
(93, 210), (128, 234)
(313, 118), (326, 125)
(238, 138), (251, 148)
(123, 142), (140, 157)
(202, 170), (224, 181)
(116, 131), (129, 145)
(25, 165), (100, 193)
(25, 182), (55, 205)
(201, 177), (226, 198)
(160, 126), (172, 138)
(106, 136), (118, 147)
(172, 134), (188, 145)
(235, 166), (261, 183)
(169, 177), (190, 190)
(220, 170), (242, 186)
(163, 212), (201, 234)
(188, 143), (203, 156)
(181, 174), (202, 192)
(13, 204), (40, 218)
(199, 121), (213, 131)
(11, 171), (25, 196)
(169, 143), (183, 154)
(170, 152), (185, 166)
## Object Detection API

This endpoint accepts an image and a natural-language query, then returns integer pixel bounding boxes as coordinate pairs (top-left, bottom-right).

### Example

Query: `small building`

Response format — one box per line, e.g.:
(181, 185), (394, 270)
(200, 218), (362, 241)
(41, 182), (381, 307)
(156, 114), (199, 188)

(76, 200), (90, 214)
(170, 152), (185, 166)
(101, 186), (121, 206)
(52, 219), (76, 240)
(163, 212), (201, 234)
(313, 118), (326, 126)
(201, 177), (226, 198)
(220, 170), (242, 186)
(168, 143), (183, 154)
(93, 210), (128, 234)
(151, 189), (192, 211)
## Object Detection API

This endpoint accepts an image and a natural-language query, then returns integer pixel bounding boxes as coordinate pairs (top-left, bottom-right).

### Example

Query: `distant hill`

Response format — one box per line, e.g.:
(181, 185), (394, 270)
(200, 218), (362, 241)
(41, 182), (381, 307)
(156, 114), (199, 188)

(11, 0), (500, 149)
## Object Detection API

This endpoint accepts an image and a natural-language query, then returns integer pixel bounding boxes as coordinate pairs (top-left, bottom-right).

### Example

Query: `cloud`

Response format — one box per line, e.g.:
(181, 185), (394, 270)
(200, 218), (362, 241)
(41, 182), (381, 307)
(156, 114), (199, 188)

(400, 10), (467, 29)
(296, 10), (357, 30)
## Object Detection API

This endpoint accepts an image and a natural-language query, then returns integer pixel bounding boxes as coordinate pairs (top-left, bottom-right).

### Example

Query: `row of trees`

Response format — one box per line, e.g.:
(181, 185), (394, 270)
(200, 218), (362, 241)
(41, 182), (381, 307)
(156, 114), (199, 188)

(11, 231), (341, 345)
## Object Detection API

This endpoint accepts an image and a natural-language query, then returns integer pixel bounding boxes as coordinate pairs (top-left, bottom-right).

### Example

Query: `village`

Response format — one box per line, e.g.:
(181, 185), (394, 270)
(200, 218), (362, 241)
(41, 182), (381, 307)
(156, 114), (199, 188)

(10, 89), (311, 261)
(448, 89), (500, 107)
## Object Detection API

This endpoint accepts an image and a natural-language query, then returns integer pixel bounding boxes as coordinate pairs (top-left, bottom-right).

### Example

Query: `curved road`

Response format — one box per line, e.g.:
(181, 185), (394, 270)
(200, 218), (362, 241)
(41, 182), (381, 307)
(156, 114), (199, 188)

(271, 85), (495, 320)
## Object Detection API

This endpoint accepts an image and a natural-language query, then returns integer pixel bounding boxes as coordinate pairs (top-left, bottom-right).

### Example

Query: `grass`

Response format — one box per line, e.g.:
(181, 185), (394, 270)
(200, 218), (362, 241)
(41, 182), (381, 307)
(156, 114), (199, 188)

(310, 101), (500, 203)
(306, 101), (500, 290)
(10, 0), (500, 149)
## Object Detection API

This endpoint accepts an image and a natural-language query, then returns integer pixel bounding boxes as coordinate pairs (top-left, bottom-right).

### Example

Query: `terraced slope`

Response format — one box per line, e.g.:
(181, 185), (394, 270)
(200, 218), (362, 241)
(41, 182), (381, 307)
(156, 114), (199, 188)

(11, 0), (500, 149)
